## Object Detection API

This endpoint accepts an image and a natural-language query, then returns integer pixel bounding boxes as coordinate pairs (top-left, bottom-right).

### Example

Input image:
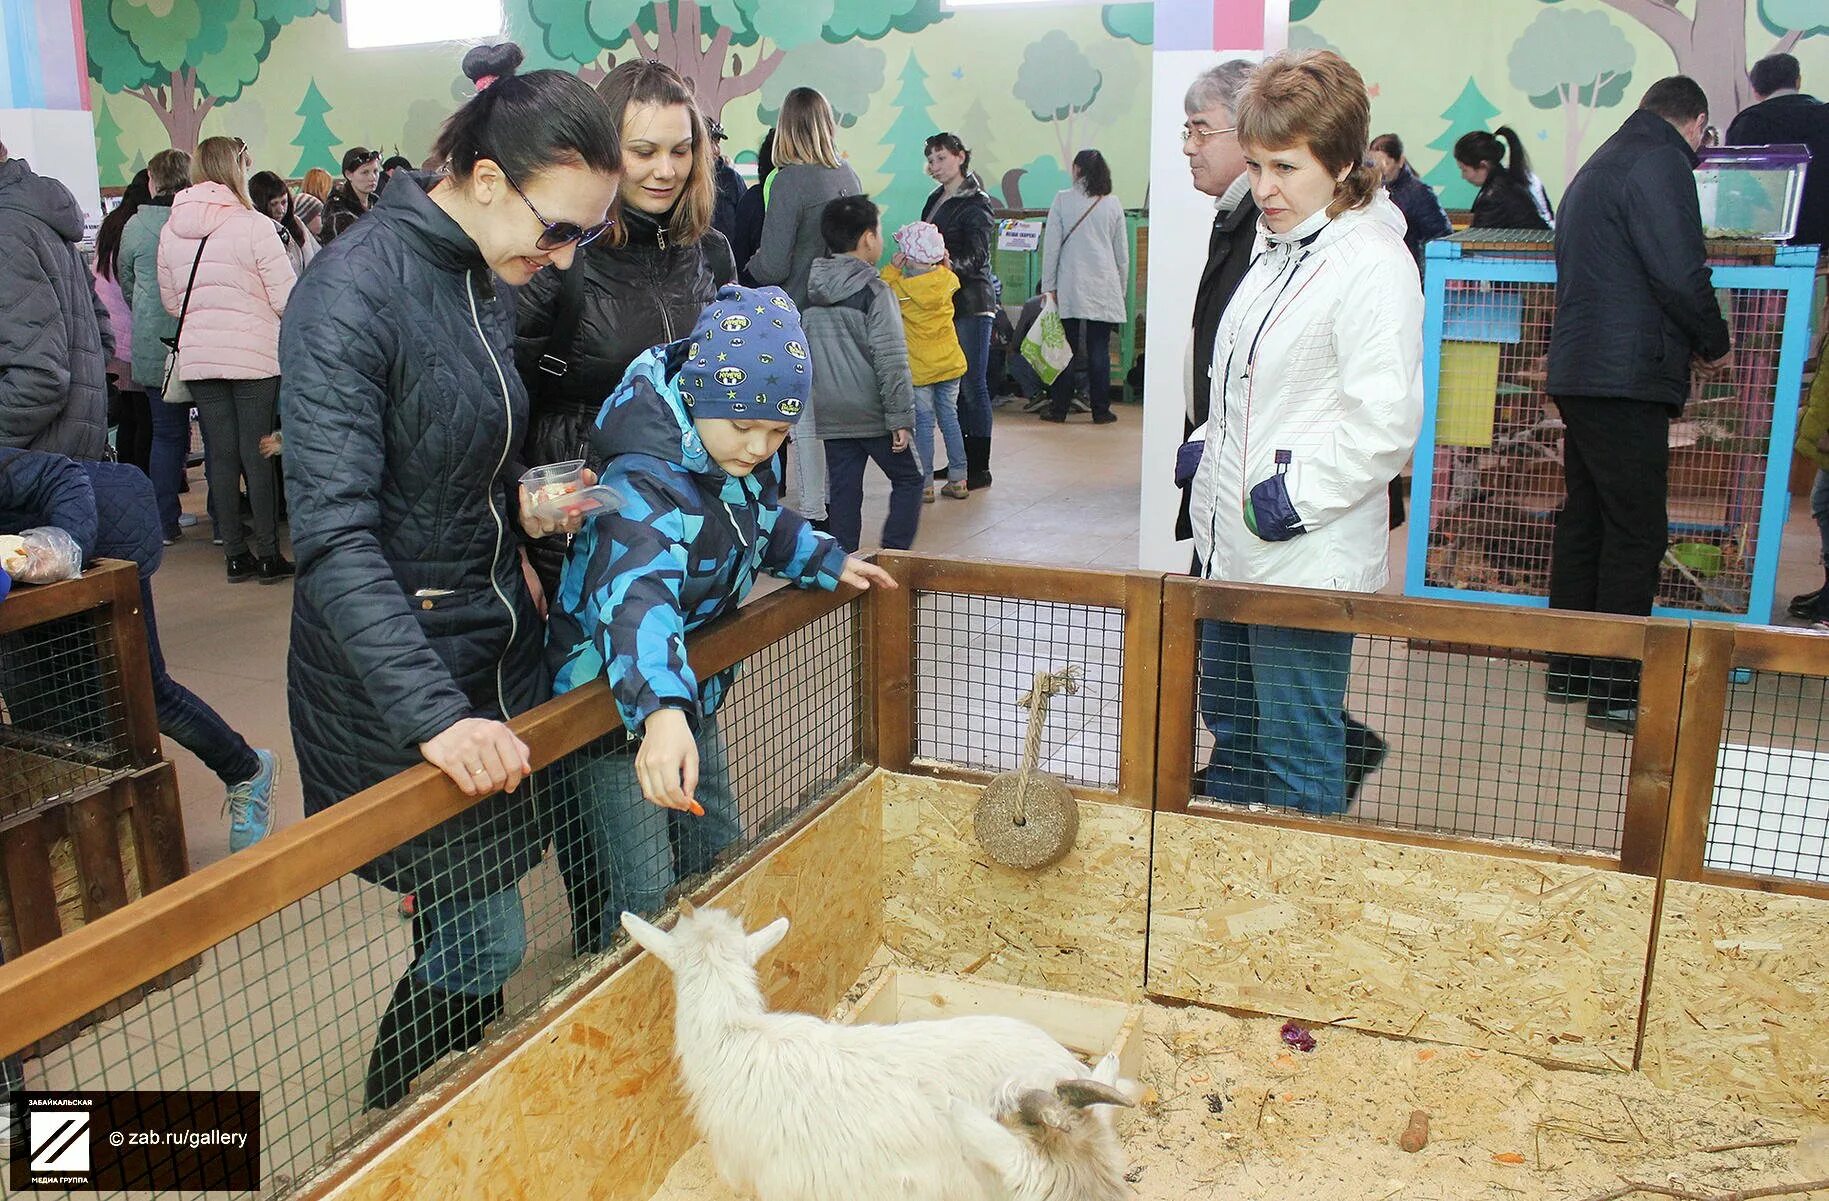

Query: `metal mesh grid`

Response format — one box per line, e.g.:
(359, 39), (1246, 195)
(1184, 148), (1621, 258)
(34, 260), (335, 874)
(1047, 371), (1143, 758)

(1420, 280), (1792, 618)
(1, 600), (861, 1198)
(912, 592), (1124, 790)
(1191, 621), (1635, 854)
(1707, 669), (1829, 885)
(0, 611), (134, 825)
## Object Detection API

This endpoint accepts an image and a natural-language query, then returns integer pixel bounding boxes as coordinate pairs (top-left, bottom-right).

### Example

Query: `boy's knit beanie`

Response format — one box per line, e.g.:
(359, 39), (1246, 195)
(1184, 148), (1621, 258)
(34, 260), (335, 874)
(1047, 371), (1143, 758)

(678, 285), (812, 424)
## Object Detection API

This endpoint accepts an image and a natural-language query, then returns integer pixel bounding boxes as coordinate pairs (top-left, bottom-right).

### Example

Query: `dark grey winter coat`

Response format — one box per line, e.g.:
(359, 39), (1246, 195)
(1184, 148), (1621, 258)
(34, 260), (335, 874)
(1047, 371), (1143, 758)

(0, 158), (111, 459)
(802, 255), (915, 440)
(278, 174), (547, 903)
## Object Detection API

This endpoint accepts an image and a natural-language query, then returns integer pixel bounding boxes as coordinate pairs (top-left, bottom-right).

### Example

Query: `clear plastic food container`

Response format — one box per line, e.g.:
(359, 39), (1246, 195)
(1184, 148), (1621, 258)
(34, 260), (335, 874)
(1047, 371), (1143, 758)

(1693, 144), (1811, 241)
(520, 461), (622, 522)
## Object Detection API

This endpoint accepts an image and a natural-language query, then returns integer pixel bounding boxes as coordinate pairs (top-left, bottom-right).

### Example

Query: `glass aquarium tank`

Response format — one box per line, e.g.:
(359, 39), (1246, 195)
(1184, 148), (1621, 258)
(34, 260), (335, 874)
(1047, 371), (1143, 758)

(1694, 144), (1811, 242)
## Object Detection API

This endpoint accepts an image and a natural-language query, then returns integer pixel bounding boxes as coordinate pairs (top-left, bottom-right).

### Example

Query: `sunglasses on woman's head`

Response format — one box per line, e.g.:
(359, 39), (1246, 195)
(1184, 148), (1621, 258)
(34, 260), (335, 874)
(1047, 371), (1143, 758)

(497, 163), (614, 251)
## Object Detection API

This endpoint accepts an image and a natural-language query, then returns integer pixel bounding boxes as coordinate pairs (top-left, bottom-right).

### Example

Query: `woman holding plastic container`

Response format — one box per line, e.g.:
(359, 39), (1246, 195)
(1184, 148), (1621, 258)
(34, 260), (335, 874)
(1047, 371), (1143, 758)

(278, 41), (621, 1111)
(1187, 49), (1423, 815)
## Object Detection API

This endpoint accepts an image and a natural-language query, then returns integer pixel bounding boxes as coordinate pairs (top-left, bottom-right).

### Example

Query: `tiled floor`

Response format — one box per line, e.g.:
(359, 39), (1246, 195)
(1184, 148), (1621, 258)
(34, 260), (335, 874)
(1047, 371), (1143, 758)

(15, 401), (1829, 1196)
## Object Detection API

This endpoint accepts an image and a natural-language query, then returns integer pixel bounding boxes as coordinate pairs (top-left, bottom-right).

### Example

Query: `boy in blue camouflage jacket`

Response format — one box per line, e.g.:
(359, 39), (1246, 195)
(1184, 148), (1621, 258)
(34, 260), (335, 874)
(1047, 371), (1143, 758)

(545, 285), (895, 943)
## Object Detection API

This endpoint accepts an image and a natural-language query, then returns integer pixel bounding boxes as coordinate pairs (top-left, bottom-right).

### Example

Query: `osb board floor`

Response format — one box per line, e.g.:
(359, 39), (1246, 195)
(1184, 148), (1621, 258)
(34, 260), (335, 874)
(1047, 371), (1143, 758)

(882, 773), (1148, 1000)
(1148, 813), (1654, 1071)
(323, 774), (886, 1201)
(1641, 879), (1829, 1120)
(648, 980), (1829, 1201)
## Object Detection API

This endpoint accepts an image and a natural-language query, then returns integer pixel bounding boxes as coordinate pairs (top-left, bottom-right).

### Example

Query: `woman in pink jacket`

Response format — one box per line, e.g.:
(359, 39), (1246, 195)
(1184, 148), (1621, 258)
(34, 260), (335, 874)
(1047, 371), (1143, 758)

(158, 136), (296, 584)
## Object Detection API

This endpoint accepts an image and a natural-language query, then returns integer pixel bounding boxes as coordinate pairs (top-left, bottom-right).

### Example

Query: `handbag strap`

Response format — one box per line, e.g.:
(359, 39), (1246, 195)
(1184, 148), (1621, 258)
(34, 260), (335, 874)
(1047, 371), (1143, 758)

(1057, 196), (1103, 253)
(169, 236), (210, 351)
(534, 255), (589, 393)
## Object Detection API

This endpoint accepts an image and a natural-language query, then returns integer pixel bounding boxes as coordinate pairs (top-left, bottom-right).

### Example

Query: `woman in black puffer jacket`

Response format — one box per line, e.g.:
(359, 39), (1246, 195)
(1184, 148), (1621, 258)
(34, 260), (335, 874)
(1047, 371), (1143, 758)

(922, 133), (999, 490)
(279, 42), (620, 1112)
(515, 60), (734, 598)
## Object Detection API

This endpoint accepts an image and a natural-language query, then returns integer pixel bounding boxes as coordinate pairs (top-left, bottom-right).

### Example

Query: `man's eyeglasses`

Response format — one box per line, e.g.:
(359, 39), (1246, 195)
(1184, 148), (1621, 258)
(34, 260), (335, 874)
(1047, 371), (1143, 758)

(498, 164), (614, 251)
(1181, 123), (1237, 144)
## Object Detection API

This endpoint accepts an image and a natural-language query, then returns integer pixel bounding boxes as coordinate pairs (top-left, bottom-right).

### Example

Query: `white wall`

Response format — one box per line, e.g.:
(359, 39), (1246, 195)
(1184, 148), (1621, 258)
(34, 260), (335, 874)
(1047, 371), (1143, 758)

(0, 109), (104, 237)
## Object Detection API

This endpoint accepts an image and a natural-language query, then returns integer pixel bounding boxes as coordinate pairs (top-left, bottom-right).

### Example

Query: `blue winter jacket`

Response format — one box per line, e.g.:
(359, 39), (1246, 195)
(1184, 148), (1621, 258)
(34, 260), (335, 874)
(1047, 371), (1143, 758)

(547, 342), (848, 733)
(0, 445), (162, 575)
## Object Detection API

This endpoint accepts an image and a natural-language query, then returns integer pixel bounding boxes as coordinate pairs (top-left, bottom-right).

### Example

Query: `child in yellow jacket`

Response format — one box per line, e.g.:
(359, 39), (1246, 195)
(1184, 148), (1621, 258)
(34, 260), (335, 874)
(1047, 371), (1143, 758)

(882, 221), (969, 501)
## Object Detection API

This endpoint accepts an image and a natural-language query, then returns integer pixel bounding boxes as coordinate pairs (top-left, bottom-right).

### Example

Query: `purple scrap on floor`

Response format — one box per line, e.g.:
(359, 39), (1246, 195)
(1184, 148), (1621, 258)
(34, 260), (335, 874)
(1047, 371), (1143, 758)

(1280, 1020), (1316, 1053)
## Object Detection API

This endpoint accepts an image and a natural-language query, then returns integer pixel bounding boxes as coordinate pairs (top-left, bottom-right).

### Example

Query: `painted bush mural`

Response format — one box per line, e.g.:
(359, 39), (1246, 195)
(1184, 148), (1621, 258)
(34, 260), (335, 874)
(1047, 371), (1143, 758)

(82, 0), (1829, 220)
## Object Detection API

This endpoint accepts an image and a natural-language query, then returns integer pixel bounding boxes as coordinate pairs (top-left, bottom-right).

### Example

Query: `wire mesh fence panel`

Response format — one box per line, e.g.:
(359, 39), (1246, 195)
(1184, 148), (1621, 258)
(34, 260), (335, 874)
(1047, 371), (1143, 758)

(1420, 269), (1796, 620)
(0, 610), (135, 825)
(1189, 622), (1635, 854)
(0, 600), (863, 1199)
(912, 592), (1124, 789)
(1707, 669), (1829, 885)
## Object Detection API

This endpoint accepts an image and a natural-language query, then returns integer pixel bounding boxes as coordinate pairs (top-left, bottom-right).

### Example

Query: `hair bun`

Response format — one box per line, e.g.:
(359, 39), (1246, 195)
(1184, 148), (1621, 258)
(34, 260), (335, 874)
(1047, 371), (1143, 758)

(462, 42), (525, 84)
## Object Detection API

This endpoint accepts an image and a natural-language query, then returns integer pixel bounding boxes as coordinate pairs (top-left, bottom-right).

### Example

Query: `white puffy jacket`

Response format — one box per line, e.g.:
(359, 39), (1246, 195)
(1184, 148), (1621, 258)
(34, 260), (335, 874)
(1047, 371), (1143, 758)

(1189, 192), (1423, 593)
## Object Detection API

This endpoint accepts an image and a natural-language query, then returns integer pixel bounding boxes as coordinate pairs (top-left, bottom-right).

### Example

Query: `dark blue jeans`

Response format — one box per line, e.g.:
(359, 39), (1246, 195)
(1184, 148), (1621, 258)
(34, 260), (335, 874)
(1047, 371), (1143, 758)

(823, 434), (925, 553)
(953, 314), (995, 439)
(147, 387), (189, 538)
(1050, 318), (1115, 419)
(1197, 620), (1354, 815)
(141, 575), (261, 786)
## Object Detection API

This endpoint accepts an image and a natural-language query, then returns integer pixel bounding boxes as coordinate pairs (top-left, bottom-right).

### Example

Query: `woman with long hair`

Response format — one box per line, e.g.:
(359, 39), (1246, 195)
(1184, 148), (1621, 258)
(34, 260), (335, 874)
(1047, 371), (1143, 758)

(94, 170), (153, 471)
(749, 86), (862, 524)
(921, 131), (998, 489)
(1188, 50), (1423, 814)
(321, 145), (382, 242)
(248, 169), (317, 277)
(1039, 148), (1129, 425)
(156, 136), (296, 583)
(118, 149), (193, 541)
(1454, 127), (1553, 231)
(278, 40), (620, 1110)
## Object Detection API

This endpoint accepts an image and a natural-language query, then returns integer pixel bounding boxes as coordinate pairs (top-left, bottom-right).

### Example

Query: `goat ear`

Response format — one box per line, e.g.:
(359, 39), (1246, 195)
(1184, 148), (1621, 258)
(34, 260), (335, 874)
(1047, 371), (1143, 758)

(1055, 1079), (1135, 1111)
(1016, 1088), (1072, 1132)
(620, 911), (677, 966)
(746, 915), (790, 962)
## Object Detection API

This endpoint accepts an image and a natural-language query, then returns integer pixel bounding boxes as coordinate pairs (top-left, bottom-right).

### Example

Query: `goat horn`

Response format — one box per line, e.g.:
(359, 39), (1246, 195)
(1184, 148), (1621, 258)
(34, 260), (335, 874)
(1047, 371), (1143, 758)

(1016, 1088), (1071, 1132)
(1055, 1079), (1135, 1110)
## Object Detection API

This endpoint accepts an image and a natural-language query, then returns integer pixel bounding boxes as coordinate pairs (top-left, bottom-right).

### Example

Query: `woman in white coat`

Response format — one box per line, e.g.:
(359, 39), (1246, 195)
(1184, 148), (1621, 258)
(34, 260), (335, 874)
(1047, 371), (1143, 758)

(1187, 49), (1423, 814)
(1039, 149), (1128, 424)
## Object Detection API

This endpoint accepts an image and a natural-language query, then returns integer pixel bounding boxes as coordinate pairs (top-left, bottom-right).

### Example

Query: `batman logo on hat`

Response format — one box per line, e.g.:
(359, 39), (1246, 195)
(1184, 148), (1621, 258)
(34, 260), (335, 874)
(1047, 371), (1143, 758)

(682, 392), (696, 406)
(785, 341), (806, 359)
(721, 314), (751, 332)
(778, 397), (803, 416)
(758, 353), (774, 364)
(715, 366), (747, 385)
(771, 295), (792, 310)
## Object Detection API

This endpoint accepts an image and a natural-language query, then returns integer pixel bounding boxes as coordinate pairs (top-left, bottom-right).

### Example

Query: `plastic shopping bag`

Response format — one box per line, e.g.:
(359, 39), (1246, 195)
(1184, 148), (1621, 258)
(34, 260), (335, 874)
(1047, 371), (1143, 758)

(1021, 297), (1074, 387)
(0, 527), (83, 585)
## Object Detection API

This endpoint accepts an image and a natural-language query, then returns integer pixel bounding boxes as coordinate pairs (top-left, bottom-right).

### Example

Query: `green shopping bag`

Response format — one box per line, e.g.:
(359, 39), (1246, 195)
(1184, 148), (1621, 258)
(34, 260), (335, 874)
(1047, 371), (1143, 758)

(1021, 297), (1074, 386)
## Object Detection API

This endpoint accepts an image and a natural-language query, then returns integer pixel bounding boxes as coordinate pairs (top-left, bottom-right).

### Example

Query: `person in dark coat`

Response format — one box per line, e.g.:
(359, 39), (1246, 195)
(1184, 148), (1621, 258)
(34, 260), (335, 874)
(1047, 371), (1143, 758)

(0, 447), (278, 848)
(514, 60), (735, 601)
(731, 128), (773, 285)
(0, 144), (112, 460)
(921, 133), (999, 490)
(1370, 132), (1452, 268)
(1726, 54), (1829, 249)
(707, 119), (747, 247)
(1545, 76), (1733, 733)
(1455, 127), (1551, 231)
(319, 146), (381, 243)
(277, 42), (621, 1111)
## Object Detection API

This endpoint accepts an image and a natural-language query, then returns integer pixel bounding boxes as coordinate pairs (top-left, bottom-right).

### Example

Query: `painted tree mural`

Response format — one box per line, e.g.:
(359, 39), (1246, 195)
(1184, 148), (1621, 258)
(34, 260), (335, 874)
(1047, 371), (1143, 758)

(877, 53), (938, 228)
(757, 40), (886, 128)
(93, 102), (129, 187)
(82, 0), (332, 156)
(1565, 0), (1826, 120)
(1014, 29), (1104, 169)
(289, 78), (340, 176)
(956, 96), (998, 185)
(1422, 77), (1500, 209)
(1509, 7), (1635, 183)
(1101, 3), (1152, 45)
(525, 0), (947, 123)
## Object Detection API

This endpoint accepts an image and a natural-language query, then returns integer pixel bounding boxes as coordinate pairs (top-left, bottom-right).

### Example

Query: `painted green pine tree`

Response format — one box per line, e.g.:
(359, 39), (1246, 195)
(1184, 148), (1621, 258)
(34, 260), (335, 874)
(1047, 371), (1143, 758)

(290, 79), (340, 176)
(93, 102), (129, 187)
(1422, 77), (1500, 210)
(877, 53), (939, 231)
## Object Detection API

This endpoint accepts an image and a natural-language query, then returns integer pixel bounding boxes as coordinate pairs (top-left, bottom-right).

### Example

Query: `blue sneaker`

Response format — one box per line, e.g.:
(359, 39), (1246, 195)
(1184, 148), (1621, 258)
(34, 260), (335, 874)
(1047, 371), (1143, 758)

(224, 749), (278, 852)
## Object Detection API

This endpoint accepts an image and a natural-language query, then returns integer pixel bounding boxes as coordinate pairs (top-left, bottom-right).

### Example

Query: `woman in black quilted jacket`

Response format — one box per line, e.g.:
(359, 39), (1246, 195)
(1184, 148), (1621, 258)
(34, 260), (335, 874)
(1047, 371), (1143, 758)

(513, 59), (734, 601)
(277, 41), (620, 1112)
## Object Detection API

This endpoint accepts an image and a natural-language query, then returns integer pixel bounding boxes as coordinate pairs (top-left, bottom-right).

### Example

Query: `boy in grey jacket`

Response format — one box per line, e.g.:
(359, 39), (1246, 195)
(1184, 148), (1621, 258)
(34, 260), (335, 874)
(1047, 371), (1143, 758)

(803, 195), (922, 553)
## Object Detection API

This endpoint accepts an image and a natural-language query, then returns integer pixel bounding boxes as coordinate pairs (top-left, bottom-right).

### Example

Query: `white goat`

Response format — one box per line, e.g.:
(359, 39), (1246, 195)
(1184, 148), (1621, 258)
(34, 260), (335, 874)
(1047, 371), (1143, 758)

(949, 1051), (1135, 1201)
(620, 906), (1134, 1201)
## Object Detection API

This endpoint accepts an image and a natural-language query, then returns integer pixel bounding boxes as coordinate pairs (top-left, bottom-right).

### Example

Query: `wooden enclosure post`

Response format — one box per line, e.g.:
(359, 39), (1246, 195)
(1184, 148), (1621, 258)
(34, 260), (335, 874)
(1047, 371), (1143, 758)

(1117, 573), (1164, 808)
(1152, 580), (1199, 814)
(100, 561), (162, 767)
(1619, 621), (1689, 877)
(869, 552), (915, 774)
(1661, 624), (1735, 883)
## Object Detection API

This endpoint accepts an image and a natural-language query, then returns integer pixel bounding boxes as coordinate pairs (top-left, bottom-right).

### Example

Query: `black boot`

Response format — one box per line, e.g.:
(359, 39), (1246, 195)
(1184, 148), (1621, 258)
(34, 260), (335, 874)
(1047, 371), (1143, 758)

(363, 976), (503, 1110)
(964, 434), (993, 491)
